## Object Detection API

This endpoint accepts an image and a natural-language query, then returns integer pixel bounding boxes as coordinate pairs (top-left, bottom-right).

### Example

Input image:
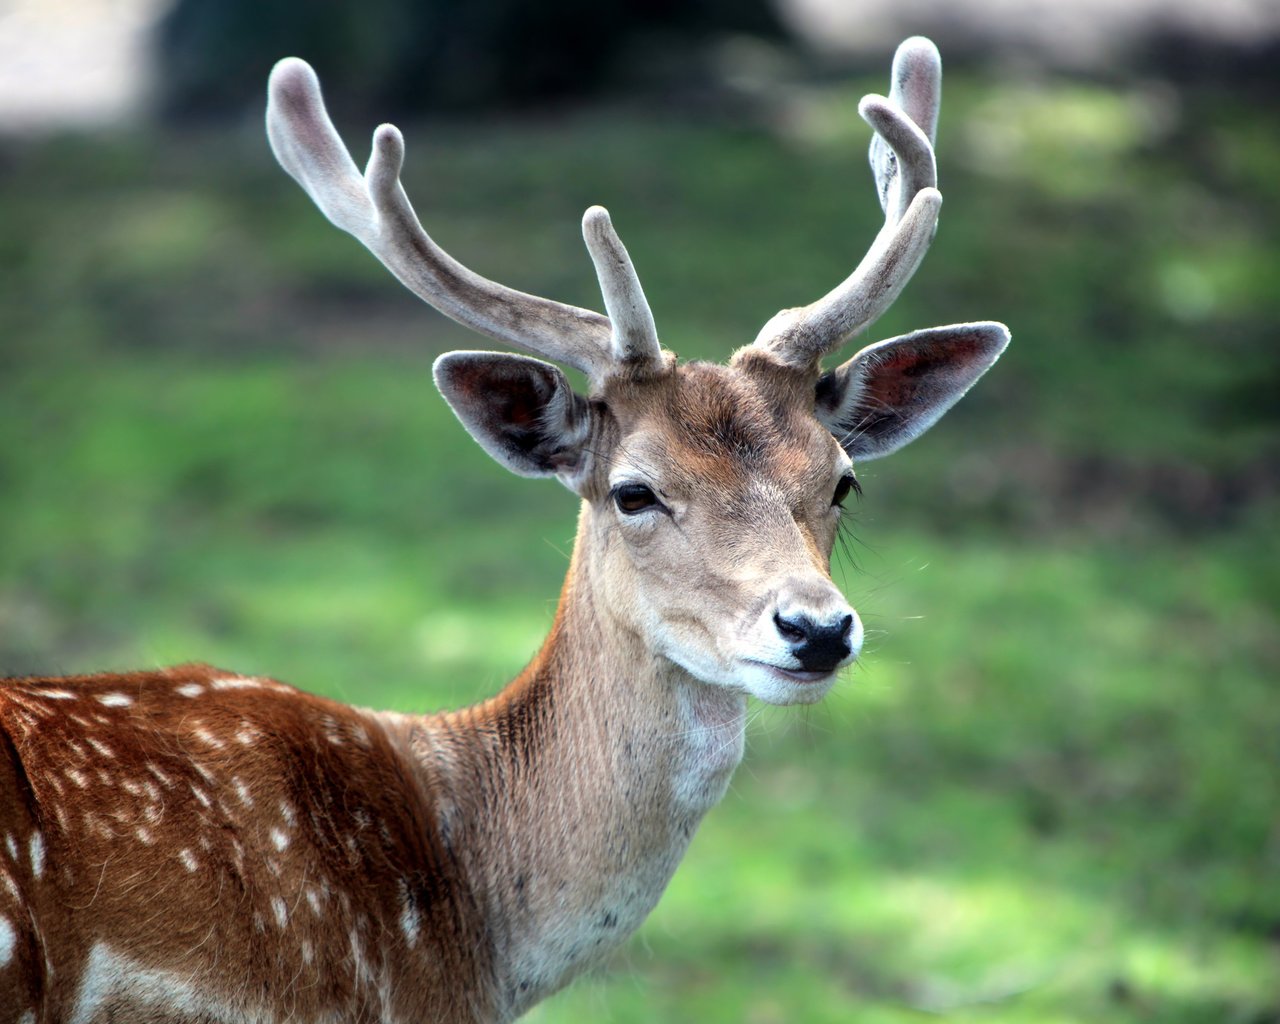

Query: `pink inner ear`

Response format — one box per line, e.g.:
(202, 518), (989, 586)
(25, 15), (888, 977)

(446, 361), (487, 398)
(862, 350), (939, 406)
(876, 335), (987, 379)
(823, 322), (1009, 461)
(447, 358), (556, 426)
(505, 402), (538, 429)
(860, 332), (993, 408)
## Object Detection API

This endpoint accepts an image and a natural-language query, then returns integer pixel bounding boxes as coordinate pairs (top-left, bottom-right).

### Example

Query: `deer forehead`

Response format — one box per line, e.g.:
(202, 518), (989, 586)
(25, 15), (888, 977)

(602, 361), (843, 498)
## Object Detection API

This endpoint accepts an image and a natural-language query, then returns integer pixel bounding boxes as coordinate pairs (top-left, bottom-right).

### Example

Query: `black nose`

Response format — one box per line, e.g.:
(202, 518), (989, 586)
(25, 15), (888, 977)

(773, 612), (854, 672)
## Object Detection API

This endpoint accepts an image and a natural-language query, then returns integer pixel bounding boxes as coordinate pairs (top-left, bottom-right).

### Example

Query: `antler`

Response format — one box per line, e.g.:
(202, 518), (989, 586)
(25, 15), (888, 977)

(266, 58), (662, 384)
(752, 36), (944, 369)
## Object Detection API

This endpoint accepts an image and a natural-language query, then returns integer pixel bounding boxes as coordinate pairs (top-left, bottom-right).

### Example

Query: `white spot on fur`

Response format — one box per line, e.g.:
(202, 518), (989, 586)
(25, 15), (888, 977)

(271, 896), (288, 928)
(400, 900), (420, 948)
(40, 689), (77, 700)
(18, 1011), (34, 1024)
(29, 833), (44, 878)
(97, 693), (132, 707)
(350, 928), (368, 979)
(0, 915), (15, 965)
(146, 763), (174, 788)
(86, 738), (115, 758)
(233, 778), (253, 807)
(300, 938), (314, 964)
(321, 716), (344, 745)
(306, 889), (322, 915)
(121, 779), (143, 797)
(191, 727), (225, 749)
(88, 814), (114, 840)
(211, 677), (263, 691)
(136, 827), (155, 845)
(190, 785), (213, 809)
(270, 828), (289, 852)
(175, 683), (204, 698)
(235, 723), (262, 745)
(279, 801), (296, 828)
(67, 769), (88, 789)
(178, 849), (198, 873)
(3, 835), (17, 861)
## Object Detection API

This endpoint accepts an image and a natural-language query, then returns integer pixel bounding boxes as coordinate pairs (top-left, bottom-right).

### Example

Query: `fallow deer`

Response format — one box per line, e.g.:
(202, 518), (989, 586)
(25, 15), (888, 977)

(0, 37), (1007, 1023)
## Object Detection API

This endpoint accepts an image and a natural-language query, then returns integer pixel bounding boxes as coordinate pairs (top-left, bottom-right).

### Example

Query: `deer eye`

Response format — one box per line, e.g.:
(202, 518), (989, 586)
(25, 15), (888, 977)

(613, 483), (662, 515)
(832, 474), (861, 507)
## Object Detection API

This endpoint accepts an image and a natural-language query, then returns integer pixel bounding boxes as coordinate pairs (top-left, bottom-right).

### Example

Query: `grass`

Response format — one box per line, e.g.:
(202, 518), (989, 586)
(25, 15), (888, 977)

(1, 68), (1277, 1021)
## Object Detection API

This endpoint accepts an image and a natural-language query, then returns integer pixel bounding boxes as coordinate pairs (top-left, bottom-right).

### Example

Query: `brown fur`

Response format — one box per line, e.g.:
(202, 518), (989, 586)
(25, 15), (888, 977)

(0, 664), (496, 1022)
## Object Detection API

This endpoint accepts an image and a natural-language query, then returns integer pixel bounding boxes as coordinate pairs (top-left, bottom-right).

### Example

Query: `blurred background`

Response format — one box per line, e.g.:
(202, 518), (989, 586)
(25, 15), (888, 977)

(1, 0), (1277, 1020)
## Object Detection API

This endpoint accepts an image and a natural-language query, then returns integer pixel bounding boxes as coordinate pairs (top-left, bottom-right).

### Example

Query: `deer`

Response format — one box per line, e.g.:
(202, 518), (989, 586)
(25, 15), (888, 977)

(0, 36), (1006, 1024)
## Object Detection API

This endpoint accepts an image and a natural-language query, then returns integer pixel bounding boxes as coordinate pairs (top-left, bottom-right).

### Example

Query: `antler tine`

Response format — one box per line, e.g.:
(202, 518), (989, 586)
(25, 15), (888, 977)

(267, 57), (652, 383)
(870, 35), (941, 224)
(581, 206), (661, 368)
(751, 37), (944, 370)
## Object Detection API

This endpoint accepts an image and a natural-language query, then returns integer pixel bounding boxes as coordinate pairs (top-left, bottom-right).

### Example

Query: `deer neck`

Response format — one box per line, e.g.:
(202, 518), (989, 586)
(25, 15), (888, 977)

(409, 506), (747, 1015)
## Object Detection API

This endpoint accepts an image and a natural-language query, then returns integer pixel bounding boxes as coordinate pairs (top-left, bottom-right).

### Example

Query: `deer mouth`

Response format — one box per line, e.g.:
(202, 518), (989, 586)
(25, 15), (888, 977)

(745, 661), (838, 685)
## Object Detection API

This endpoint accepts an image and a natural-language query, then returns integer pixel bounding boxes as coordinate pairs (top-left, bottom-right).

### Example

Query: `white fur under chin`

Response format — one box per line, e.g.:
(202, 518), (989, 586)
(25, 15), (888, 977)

(741, 663), (841, 705)
(671, 679), (748, 811)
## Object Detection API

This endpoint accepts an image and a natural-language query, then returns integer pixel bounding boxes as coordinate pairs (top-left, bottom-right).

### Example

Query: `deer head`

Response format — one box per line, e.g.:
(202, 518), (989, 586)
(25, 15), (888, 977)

(266, 37), (1009, 708)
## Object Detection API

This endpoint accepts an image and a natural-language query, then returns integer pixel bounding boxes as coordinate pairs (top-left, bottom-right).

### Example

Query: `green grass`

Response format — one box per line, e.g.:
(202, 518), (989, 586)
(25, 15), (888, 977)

(1, 70), (1277, 1021)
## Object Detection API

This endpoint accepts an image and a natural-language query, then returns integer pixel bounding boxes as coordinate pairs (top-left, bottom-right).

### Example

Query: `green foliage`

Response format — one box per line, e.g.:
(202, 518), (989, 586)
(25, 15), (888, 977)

(0, 72), (1276, 1021)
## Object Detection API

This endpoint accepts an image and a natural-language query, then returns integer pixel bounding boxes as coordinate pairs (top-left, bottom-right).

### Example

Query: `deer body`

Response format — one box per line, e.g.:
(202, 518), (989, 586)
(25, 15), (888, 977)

(0, 599), (742, 1021)
(0, 37), (1009, 1022)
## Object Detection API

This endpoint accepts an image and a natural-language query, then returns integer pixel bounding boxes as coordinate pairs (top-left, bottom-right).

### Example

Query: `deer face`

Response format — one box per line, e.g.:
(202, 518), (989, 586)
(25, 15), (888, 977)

(584, 359), (857, 704)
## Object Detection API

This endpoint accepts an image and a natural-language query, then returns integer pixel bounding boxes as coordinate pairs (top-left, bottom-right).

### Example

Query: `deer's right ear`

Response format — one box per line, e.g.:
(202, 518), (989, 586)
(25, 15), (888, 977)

(433, 351), (598, 494)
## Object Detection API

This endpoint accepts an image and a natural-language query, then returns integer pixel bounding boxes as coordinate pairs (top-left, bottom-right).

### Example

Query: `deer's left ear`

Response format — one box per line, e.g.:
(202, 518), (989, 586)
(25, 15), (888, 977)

(434, 351), (599, 494)
(815, 322), (1010, 461)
